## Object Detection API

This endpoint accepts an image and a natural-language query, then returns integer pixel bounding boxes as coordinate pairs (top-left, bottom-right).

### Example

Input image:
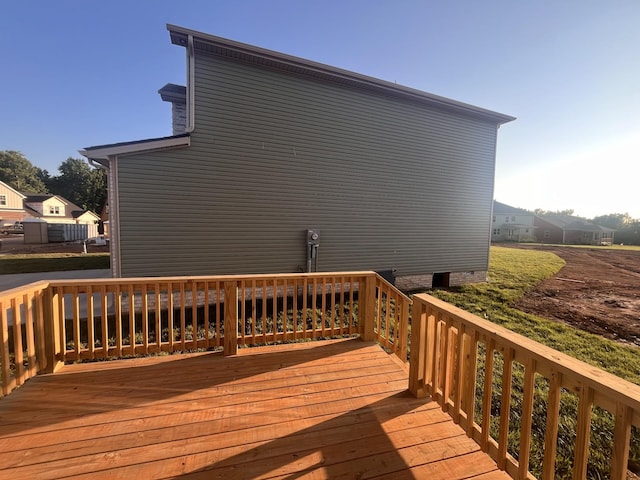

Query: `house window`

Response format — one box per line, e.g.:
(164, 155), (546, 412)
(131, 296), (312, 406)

(492, 215), (496, 223)
(49, 206), (60, 215)
(493, 228), (500, 235)
(544, 231), (550, 238)
(0, 194), (6, 206)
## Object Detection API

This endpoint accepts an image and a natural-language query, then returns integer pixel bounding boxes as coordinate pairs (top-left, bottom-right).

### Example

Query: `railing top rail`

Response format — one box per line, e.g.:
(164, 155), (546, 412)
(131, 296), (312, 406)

(0, 281), (51, 300)
(372, 273), (412, 304)
(413, 292), (640, 412)
(45, 271), (412, 303)
(46, 271), (378, 288)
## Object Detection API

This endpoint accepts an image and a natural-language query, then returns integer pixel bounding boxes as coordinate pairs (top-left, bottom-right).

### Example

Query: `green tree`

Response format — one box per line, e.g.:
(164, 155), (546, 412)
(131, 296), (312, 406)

(592, 212), (634, 230)
(48, 158), (107, 212)
(533, 208), (576, 217)
(0, 150), (49, 193)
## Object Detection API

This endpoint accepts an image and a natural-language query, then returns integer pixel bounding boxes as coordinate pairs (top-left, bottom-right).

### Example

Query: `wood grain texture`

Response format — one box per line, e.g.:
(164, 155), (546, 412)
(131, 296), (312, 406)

(0, 338), (508, 480)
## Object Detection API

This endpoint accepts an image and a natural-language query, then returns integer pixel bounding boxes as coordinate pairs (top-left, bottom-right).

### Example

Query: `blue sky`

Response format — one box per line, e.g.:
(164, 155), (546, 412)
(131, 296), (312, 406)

(1, 1), (638, 218)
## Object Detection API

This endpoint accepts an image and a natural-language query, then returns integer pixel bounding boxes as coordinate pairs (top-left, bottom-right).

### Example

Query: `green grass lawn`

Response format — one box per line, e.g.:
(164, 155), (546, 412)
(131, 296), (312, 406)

(0, 253), (110, 274)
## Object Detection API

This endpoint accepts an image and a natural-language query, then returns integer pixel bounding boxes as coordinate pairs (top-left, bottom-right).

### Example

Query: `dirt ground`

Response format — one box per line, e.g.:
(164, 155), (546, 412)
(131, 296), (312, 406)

(510, 244), (640, 347)
(0, 235), (109, 255)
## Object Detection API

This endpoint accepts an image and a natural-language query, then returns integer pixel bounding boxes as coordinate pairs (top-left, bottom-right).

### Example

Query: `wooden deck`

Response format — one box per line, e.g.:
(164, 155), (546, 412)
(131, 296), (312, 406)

(0, 338), (509, 480)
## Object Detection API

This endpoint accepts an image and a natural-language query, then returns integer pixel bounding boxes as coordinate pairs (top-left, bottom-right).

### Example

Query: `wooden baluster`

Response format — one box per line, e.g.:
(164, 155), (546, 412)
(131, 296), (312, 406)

(23, 292), (37, 378)
(610, 403), (632, 480)
(573, 385), (593, 480)
(141, 284), (149, 354)
(481, 339), (496, 452)
(86, 286), (95, 360)
(497, 347), (514, 470)
(518, 358), (536, 479)
(462, 329), (479, 437)
(12, 298), (24, 384)
(101, 285), (109, 357)
(542, 370), (562, 479)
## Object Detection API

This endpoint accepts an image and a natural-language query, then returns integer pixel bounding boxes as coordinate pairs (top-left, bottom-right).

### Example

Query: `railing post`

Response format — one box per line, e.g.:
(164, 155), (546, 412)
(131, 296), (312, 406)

(42, 287), (63, 374)
(360, 274), (377, 342)
(223, 281), (238, 356)
(395, 297), (410, 362)
(408, 300), (427, 398)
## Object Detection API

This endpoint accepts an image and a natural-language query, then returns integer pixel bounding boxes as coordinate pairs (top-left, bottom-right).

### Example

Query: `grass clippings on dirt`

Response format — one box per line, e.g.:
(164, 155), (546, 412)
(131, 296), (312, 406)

(0, 253), (110, 275)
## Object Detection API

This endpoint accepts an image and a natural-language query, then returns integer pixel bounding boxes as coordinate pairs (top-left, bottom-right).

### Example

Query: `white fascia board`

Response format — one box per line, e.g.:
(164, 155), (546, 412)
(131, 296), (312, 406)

(0, 180), (27, 199)
(79, 135), (190, 161)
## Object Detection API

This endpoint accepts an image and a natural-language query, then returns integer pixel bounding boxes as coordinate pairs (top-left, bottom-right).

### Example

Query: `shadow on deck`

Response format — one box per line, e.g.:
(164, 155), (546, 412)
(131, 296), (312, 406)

(0, 338), (508, 479)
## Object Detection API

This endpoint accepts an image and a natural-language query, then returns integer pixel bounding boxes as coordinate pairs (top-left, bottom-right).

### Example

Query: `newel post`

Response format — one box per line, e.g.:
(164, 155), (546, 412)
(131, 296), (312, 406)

(42, 286), (63, 374)
(360, 274), (377, 342)
(223, 281), (238, 356)
(408, 299), (427, 398)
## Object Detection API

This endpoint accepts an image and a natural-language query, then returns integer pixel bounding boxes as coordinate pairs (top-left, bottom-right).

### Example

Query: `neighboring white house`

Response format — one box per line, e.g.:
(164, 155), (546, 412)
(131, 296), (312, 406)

(0, 180), (27, 226)
(23, 194), (99, 225)
(491, 201), (536, 243)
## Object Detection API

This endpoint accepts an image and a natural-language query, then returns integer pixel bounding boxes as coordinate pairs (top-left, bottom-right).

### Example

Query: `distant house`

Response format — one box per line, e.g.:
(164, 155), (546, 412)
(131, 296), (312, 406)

(81, 25), (514, 288)
(534, 215), (615, 245)
(0, 180), (27, 226)
(491, 201), (536, 243)
(23, 194), (100, 226)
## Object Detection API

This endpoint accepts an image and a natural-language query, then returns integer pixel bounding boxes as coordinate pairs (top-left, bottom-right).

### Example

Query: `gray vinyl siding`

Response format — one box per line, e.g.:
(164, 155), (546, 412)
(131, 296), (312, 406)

(116, 50), (499, 277)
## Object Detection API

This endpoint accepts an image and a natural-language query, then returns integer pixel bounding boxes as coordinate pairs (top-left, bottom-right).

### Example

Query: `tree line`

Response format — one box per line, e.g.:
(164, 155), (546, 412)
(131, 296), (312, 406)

(0, 150), (106, 213)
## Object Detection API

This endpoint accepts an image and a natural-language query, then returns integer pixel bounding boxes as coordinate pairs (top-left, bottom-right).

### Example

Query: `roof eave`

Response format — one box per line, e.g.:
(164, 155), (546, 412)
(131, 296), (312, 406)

(167, 24), (515, 126)
(80, 134), (191, 161)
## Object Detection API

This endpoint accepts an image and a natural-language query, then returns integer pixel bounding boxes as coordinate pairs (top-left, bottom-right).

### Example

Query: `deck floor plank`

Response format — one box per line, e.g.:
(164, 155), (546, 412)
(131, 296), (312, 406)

(0, 338), (510, 480)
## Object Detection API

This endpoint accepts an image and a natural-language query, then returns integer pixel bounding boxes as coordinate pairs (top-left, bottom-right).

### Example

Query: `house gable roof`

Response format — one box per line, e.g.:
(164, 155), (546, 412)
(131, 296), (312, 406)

(167, 24), (516, 126)
(72, 209), (100, 220)
(493, 201), (532, 215)
(23, 194), (96, 220)
(23, 194), (69, 205)
(0, 180), (26, 199)
(536, 214), (615, 233)
(80, 133), (191, 162)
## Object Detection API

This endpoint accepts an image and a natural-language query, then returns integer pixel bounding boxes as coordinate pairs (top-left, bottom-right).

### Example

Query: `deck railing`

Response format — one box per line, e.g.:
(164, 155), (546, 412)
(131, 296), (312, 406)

(409, 293), (640, 480)
(0, 271), (409, 397)
(6, 274), (640, 478)
(0, 282), (49, 396)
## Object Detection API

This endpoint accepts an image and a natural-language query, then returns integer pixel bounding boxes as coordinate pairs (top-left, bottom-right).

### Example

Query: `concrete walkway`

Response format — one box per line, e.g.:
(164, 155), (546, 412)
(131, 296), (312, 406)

(0, 269), (111, 292)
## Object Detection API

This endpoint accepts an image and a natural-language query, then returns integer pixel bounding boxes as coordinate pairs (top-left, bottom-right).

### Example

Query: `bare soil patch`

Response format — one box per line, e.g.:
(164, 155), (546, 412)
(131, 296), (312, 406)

(510, 245), (640, 346)
(0, 235), (109, 255)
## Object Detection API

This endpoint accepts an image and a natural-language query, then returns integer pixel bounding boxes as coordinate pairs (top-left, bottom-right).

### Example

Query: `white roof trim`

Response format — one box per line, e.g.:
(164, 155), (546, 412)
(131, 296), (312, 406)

(80, 135), (190, 161)
(0, 180), (27, 199)
(168, 24), (516, 125)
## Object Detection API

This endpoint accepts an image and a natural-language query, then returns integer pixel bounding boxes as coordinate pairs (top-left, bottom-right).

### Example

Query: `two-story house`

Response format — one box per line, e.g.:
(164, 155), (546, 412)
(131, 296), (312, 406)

(491, 201), (536, 243)
(23, 194), (100, 225)
(81, 25), (514, 288)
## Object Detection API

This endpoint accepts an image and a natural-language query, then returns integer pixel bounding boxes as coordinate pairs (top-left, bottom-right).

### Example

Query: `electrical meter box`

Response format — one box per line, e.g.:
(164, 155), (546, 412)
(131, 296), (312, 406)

(307, 229), (320, 245)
